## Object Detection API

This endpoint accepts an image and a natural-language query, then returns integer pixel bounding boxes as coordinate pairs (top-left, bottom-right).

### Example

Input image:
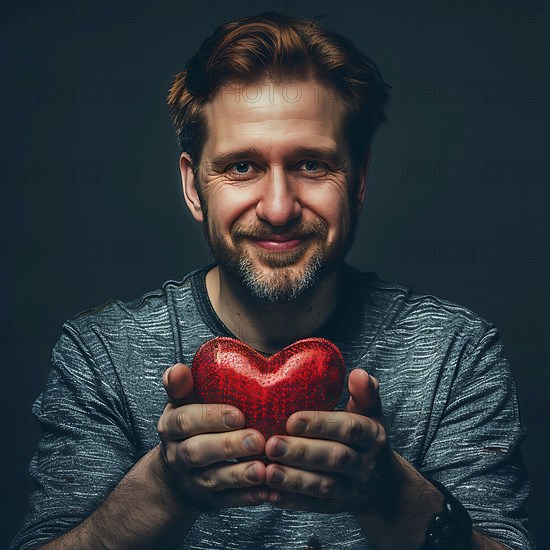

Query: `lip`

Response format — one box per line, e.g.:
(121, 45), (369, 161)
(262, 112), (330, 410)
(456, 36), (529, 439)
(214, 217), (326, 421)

(248, 237), (306, 250)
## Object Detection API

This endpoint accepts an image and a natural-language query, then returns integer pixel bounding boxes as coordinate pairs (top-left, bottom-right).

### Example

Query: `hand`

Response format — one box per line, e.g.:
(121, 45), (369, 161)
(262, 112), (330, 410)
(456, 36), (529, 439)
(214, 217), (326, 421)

(262, 368), (402, 514)
(157, 363), (269, 510)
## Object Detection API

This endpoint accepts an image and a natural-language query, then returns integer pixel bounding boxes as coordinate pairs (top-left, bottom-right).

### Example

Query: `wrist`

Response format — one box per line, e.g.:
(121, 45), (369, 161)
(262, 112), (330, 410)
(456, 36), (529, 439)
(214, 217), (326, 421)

(417, 476), (473, 550)
(351, 452), (444, 550)
(153, 444), (205, 518)
(351, 449), (407, 519)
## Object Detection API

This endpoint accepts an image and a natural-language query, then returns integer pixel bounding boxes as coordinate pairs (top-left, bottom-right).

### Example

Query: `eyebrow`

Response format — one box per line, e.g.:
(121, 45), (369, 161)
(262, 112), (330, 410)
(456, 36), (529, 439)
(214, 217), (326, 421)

(207, 146), (346, 172)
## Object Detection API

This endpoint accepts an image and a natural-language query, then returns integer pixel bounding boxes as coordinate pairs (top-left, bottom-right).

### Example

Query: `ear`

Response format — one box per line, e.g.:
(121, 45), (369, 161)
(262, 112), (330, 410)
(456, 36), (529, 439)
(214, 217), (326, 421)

(355, 146), (371, 214)
(180, 152), (204, 223)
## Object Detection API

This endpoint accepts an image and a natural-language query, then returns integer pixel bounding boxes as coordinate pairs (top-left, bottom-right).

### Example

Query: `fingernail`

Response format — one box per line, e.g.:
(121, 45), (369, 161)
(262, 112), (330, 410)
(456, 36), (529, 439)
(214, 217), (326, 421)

(290, 419), (307, 435)
(167, 364), (176, 384)
(269, 467), (285, 483)
(223, 412), (242, 428)
(270, 438), (288, 457)
(246, 463), (259, 482)
(243, 435), (260, 453)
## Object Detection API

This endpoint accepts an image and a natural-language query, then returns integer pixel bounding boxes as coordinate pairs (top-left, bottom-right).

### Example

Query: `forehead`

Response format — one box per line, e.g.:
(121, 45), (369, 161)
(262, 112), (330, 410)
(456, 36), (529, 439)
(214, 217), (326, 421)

(202, 79), (346, 156)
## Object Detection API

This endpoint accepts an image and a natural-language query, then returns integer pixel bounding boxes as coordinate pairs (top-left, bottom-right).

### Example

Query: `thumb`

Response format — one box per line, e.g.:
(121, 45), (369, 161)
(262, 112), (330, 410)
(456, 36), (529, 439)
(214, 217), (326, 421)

(162, 362), (195, 404)
(344, 369), (382, 416)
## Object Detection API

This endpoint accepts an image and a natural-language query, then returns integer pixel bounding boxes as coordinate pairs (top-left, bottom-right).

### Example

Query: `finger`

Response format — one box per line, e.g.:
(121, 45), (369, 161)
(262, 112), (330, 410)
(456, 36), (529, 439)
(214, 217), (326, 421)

(175, 429), (266, 467)
(163, 363), (195, 403)
(285, 410), (382, 450)
(344, 369), (381, 415)
(192, 459), (266, 492)
(206, 485), (270, 508)
(265, 434), (361, 473)
(265, 463), (344, 500)
(158, 403), (246, 440)
(267, 488), (347, 513)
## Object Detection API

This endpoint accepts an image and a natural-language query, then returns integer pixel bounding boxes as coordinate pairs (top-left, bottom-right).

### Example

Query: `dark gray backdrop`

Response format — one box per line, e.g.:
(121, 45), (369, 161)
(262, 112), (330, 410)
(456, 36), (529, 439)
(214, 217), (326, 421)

(1, 0), (548, 548)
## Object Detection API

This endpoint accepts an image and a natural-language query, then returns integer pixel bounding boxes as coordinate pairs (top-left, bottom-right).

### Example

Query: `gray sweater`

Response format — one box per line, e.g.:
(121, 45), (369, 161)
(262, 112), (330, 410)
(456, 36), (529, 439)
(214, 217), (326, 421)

(11, 264), (535, 549)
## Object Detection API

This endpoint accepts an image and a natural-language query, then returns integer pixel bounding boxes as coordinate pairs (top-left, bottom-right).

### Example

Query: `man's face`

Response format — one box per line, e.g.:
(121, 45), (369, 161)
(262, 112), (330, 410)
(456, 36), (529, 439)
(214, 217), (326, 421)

(183, 78), (367, 302)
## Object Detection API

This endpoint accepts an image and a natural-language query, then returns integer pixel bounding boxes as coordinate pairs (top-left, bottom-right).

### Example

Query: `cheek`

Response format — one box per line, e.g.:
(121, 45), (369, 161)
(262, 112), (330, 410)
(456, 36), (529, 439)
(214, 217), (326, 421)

(308, 191), (350, 233)
(208, 190), (257, 231)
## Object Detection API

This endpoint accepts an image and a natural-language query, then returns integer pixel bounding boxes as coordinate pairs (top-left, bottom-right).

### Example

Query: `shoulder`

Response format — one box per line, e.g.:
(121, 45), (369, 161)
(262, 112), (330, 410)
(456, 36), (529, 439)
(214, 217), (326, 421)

(49, 268), (206, 369)
(66, 269), (200, 333)
(346, 265), (496, 349)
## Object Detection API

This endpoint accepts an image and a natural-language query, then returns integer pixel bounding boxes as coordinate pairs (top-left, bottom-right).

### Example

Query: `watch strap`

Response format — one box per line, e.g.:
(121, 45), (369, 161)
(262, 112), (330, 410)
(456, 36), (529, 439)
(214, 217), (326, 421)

(417, 476), (473, 549)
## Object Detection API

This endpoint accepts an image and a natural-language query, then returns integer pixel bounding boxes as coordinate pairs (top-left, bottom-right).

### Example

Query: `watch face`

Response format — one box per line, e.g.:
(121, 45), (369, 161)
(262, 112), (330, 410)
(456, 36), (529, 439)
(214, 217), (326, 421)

(422, 478), (473, 549)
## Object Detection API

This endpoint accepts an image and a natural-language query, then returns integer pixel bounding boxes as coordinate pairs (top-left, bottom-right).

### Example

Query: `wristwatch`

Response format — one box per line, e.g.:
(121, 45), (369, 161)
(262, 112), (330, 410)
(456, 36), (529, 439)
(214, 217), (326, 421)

(417, 477), (473, 549)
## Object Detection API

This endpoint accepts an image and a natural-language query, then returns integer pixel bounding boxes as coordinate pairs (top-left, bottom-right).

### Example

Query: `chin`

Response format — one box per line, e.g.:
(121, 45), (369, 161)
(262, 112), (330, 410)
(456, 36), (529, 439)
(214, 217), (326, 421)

(209, 232), (350, 302)
(236, 251), (336, 303)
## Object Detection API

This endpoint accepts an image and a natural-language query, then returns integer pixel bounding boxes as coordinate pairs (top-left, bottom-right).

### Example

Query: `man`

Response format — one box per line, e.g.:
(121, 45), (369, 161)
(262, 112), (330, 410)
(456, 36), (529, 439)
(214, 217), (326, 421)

(11, 12), (533, 550)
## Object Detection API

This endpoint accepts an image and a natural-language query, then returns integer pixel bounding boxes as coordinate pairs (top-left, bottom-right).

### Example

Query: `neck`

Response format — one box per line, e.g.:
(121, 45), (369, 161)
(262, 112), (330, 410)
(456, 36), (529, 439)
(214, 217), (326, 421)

(205, 265), (344, 355)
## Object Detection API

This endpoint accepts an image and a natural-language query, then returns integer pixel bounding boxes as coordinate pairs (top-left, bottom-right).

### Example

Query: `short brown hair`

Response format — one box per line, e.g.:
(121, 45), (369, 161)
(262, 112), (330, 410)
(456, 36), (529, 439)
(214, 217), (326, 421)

(167, 11), (390, 175)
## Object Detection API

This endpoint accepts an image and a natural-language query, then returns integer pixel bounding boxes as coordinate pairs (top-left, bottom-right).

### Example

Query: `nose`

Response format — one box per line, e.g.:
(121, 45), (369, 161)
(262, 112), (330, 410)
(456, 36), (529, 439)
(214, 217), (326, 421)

(255, 168), (302, 226)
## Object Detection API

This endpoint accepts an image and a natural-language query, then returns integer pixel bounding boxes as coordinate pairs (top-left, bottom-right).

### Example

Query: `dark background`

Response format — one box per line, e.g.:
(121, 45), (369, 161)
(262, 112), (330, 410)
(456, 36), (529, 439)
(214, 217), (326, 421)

(1, 0), (548, 548)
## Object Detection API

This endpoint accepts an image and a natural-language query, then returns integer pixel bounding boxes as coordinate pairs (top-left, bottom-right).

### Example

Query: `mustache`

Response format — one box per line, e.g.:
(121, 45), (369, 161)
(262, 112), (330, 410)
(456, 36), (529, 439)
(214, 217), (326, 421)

(231, 220), (328, 240)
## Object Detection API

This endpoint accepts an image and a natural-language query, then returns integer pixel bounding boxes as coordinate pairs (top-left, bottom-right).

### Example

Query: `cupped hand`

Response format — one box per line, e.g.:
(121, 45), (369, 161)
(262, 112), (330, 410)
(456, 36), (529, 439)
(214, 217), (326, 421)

(157, 363), (269, 510)
(262, 368), (401, 514)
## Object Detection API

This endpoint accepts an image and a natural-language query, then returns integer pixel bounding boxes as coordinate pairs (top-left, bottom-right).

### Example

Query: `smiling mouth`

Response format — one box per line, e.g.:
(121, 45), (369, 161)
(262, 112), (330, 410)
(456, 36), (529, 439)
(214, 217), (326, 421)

(249, 237), (305, 250)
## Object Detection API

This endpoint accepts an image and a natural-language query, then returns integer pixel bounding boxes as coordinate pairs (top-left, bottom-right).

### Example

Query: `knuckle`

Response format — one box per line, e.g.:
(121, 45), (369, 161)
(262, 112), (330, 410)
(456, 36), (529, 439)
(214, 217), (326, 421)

(200, 469), (217, 490)
(318, 417), (332, 436)
(328, 443), (351, 470)
(223, 433), (235, 458)
(344, 416), (363, 442)
(162, 443), (178, 470)
(231, 465), (241, 487)
(319, 478), (336, 498)
(368, 419), (386, 449)
(288, 475), (303, 493)
(179, 438), (201, 467)
(375, 425), (388, 448)
(360, 454), (378, 482)
(294, 444), (306, 464)
(156, 417), (167, 439)
(176, 410), (192, 437)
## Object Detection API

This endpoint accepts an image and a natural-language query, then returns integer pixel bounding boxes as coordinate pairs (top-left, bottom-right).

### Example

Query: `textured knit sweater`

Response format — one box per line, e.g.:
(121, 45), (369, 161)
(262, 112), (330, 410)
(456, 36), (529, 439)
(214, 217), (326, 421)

(11, 264), (534, 549)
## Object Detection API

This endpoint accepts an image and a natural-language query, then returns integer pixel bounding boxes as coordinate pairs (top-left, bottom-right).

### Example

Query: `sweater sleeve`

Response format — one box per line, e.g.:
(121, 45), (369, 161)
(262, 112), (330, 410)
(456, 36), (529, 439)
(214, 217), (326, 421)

(9, 321), (138, 550)
(420, 324), (535, 549)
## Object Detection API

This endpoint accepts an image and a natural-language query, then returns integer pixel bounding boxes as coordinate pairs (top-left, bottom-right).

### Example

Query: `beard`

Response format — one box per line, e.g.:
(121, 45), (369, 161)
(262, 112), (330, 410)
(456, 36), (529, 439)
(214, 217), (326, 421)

(200, 209), (358, 304)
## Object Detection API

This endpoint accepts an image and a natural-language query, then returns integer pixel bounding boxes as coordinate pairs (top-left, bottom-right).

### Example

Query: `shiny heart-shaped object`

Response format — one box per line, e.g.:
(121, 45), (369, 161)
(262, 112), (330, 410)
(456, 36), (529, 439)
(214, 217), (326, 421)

(191, 336), (346, 439)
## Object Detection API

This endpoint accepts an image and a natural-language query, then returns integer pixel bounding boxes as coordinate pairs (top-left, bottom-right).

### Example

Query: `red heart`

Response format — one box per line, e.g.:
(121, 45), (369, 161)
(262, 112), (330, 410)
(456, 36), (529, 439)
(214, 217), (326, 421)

(191, 336), (346, 439)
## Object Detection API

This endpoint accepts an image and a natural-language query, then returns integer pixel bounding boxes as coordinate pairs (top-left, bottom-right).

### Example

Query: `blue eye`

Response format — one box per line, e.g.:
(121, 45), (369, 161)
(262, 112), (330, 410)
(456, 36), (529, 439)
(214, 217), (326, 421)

(234, 162), (250, 173)
(304, 161), (319, 171)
